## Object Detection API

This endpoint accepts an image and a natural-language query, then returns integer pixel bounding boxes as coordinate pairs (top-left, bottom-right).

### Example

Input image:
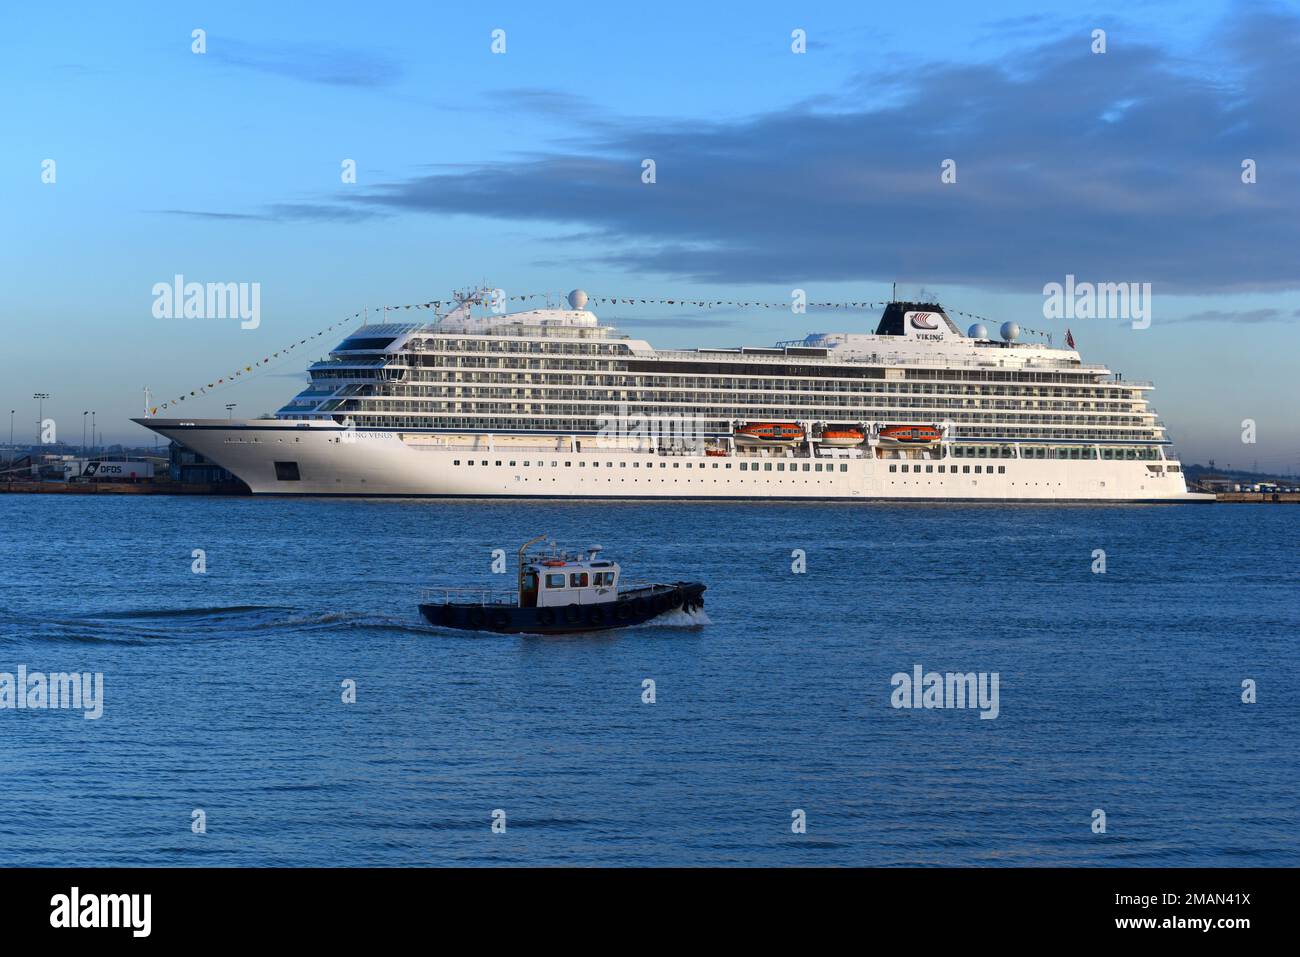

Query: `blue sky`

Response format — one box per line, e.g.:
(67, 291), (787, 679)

(3, 0), (1298, 470)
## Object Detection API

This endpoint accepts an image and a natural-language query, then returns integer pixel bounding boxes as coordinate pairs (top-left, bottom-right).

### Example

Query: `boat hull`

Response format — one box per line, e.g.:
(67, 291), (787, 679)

(131, 420), (1211, 502)
(419, 583), (706, 635)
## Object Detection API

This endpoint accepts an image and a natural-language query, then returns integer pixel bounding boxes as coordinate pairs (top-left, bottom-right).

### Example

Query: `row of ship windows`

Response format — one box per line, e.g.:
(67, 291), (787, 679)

(452, 459), (854, 473)
(376, 348), (1108, 385)
(448, 459), (1167, 478)
(893, 464), (1006, 474)
(314, 387), (1147, 405)
(377, 361), (1115, 382)
(330, 417), (1159, 440)
(408, 340), (630, 357)
(308, 388), (1143, 414)
(323, 395), (1144, 414)
(446, 443), (1160, 464)
(318, 372), (1137, 399)
(301, 422), (1155, 443)
(544, 572), (616, 589)
(326, 404), (1149, 425)
(933, 445), (1158, 460)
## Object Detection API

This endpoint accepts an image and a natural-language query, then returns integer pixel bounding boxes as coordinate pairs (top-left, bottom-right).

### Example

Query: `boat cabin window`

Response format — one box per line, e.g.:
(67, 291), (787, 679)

(545, 573), (565, 588)
(569, 572), (589, 587)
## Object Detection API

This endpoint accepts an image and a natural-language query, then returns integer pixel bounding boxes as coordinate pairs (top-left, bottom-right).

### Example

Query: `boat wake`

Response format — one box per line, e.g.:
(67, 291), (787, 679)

(1, 604), (431, 644)
(79, 604), (291, 620)
(645, 607), (711, 628)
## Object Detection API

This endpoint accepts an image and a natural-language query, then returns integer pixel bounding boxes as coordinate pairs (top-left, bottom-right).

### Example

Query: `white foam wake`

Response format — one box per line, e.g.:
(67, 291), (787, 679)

(645, 607), (711, 628)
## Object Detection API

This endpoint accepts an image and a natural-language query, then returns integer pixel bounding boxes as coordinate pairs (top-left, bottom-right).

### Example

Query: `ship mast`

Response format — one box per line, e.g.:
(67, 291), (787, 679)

(517, 534), (548, 599)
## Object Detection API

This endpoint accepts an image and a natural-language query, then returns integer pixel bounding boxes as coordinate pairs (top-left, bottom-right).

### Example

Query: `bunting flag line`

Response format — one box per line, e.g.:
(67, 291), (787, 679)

(339, 295), (900, 311)
(583, 297), (894, 310)
(150, 313), (367, 413)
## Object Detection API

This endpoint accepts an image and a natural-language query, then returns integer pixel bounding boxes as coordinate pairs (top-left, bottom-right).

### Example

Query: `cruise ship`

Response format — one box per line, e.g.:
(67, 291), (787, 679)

(134, 289), (1208, 501)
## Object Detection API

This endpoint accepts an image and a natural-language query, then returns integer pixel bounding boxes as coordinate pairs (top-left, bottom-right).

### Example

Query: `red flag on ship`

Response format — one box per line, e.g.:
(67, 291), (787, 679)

(1065, 328), (1076, 349)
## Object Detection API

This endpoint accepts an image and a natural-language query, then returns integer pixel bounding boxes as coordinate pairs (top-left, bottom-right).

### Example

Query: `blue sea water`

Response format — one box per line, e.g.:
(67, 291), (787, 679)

(0, 495), (1296, 867)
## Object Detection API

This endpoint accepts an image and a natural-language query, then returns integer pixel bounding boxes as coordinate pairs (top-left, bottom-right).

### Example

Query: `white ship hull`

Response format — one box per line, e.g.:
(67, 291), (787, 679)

(139, 419), (1211, 502)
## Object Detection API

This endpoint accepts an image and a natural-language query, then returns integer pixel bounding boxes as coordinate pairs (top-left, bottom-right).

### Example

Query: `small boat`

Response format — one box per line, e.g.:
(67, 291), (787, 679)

(705, 447), (729, 457)
(733, 422), (805, 447)
(419, 536), (706, 635)
(878, 424), (942, 445)
(819, 428), (865, 447)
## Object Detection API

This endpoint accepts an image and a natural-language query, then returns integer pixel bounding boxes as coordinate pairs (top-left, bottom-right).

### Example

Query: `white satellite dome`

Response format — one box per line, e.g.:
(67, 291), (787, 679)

(567, 289), (589, 310)
(967, 323), (988, 340)
(1000, 321), (1020, 342)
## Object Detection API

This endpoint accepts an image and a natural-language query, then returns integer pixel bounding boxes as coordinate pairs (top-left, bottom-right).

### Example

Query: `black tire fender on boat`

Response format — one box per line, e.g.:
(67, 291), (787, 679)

(563, 604), (582, 625)
(439, 605), (457, 626)
(632, 597), (650, 617)
(537, 607), (557, 627)
(467, 608), (488, 628)
(586, 605), (607, 626)
(615, 602), (633, 622)
(490, 609), (510, 630)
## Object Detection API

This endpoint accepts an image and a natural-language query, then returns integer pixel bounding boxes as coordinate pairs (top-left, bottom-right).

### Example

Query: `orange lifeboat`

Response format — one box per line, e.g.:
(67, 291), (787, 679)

(733, 422), (805, 447)
(705, 447), (729, 457)
(878, 424), (942, 445)
(819, 429), (865, 448)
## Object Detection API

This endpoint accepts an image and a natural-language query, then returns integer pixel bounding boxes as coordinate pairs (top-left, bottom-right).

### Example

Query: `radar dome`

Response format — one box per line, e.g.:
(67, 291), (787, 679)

(967, 323), (988, 340)
(1000, 321), (1020, 342)
(567, 289), (589, 310)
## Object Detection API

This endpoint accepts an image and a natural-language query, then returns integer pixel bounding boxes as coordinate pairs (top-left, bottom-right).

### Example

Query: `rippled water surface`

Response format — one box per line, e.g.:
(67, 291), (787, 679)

(0, 495), (1296, 866)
